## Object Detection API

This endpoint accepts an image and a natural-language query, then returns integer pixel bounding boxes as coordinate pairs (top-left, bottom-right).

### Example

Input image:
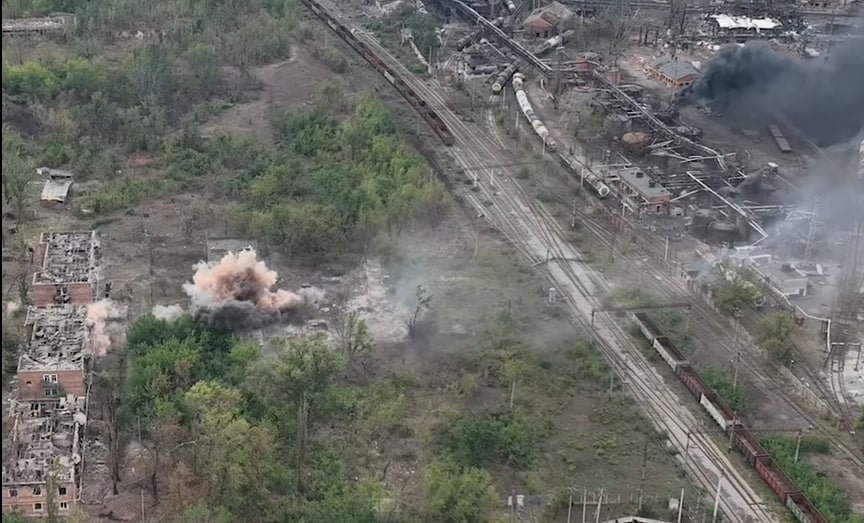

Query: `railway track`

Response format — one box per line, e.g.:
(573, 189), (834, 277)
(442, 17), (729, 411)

(563, 203), (864, 468)
(303, 1), (777, 519)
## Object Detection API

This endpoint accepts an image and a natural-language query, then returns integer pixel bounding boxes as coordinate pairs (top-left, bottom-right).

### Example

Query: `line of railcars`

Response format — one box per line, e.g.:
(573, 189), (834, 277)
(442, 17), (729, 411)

(512, 72), (557, 152)
(631, 312), (828, 523)
(300, 0), (455, 146)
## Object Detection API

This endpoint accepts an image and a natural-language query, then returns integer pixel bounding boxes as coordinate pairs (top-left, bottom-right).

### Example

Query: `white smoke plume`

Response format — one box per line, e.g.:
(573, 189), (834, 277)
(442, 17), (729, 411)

(152, 304), (184, 322)
(182, 250), (317, 331)
(87, 299), (124, 358)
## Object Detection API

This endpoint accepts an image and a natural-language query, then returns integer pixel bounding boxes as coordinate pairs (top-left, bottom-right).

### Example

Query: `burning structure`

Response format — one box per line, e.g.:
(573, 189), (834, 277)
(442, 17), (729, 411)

(677, 37), (864, 147)
(31, 232), (98, 307)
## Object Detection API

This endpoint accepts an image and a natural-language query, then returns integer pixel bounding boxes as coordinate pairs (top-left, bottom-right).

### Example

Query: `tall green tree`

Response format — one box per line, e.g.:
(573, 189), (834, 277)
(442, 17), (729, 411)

(185, 381), (275, 519)
(249, 335), (342, 492)
(757, 313), (795, 362)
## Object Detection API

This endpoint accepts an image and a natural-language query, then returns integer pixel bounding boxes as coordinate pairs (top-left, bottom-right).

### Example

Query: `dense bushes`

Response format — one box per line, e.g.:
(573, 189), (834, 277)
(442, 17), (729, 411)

(238, 98), (448, 259)
(761, 435), (862, 523)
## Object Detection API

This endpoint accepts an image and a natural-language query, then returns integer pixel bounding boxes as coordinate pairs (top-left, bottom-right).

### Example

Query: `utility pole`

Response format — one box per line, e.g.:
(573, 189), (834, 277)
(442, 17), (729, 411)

(595, 487), (604, 523)
(732, 351), (741, 391)
(677, 488), (685, 523)
(794, 430), (803, 463)
(712, 475), (722, 523)
(567, 487), (573, 523)
(582, 488), (587, 523)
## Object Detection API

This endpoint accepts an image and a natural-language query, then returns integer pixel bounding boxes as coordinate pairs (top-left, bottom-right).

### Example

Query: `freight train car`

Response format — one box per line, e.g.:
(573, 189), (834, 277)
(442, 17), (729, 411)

(512, 73), (556, 151)
(631, 311), (829, 523)
(300, 0), (455, 146)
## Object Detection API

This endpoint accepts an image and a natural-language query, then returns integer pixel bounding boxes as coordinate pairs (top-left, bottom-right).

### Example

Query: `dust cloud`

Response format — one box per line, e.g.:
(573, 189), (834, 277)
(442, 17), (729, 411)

(87, 300), (123, 357)
(182, 250), (316, 331)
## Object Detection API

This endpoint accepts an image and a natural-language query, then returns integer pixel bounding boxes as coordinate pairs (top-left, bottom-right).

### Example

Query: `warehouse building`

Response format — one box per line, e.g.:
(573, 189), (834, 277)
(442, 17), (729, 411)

(646, 58), (699, 90)
(523, 2), (573, 38)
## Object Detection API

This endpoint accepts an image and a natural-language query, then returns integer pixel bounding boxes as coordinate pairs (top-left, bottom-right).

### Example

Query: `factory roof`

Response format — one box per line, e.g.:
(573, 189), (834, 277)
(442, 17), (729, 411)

(650, 59), (699, 82)
(524, 2), (573, 31)
(18, 306), (90, 372)
(33, 231), (97, 285)
(618, 167), (671, 201)
(710, 14), (781, 31)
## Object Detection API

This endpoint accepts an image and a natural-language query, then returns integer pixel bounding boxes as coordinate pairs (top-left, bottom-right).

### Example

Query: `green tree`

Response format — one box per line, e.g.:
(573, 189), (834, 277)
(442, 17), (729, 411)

(185, 381), (275, 519)
(426, 458), (497, 523)
(331, 310), (374, 374)
(712, 263), (763, 315)
(2, 131), (34, 221)
(757, 313), (795, 362)
(250, 335), (342, 492)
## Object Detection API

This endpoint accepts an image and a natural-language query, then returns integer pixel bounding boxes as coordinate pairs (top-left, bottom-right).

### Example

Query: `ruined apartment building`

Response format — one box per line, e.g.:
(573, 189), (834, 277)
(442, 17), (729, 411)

(1, 399), (85, 518)
(16, 305), (91, 402)
(31, 232), (98, 307)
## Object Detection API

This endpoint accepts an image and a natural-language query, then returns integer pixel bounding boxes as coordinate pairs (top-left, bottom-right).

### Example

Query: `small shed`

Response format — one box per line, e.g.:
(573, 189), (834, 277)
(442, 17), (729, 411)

(646, 58), (699, 89)
(523, 2), (573, 38)
(38, 168), (74, 205)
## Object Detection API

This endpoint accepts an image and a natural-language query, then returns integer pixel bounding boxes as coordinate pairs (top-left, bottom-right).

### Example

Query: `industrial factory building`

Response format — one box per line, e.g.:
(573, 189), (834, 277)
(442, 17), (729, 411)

(31, 231), (98, 307)
(646, 58), (699, 89)
(610, 167), (672, 214)
(523, 2), (573, 38)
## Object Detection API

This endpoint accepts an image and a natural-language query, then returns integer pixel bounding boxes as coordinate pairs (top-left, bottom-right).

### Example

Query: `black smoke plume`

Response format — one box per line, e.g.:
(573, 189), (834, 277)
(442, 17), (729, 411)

(677, 37), (864, 146)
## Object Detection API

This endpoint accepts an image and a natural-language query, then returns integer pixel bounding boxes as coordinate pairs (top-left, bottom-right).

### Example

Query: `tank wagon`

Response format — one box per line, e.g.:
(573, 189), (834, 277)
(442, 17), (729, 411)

(512, 72), (557, 152)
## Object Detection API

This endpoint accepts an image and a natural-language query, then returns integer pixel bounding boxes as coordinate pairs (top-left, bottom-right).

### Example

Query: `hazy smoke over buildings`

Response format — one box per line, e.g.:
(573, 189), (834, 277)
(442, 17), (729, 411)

(182, 250), (311, 331)
(679, 37), (864, 147)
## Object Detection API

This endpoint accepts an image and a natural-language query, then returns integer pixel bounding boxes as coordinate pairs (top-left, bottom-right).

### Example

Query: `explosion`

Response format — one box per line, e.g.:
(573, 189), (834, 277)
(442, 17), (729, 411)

(182, 249), (307, 331)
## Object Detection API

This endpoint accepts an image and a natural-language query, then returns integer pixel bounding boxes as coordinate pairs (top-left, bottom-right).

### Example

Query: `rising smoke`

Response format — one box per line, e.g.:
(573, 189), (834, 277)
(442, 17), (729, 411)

(678, 37), (864, 147)
(181, 249), (315, 331)
(87, 300), (123, 357)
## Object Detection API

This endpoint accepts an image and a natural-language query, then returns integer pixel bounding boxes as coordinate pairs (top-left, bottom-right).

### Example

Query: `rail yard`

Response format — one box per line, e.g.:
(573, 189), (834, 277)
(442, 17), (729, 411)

(3, 0), (862, 521)
(310, 0), (864, 519)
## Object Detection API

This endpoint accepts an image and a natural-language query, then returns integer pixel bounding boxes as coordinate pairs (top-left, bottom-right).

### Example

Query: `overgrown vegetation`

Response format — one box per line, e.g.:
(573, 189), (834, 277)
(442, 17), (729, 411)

(711, 263), (764, 316)
(760, 435), (864, 523)
(366, 6), (441, 74)
(756, 312), (795, 363)
(701, 367), (750, 414)
(115, 314), (396, 521)
(233, 100), (448, 259)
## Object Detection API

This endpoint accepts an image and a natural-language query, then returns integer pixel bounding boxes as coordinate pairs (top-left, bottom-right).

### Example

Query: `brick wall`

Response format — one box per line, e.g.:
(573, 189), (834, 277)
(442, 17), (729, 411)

(16, 370), (85, 401)
(31, 283), (92, 306)
(2, 483), (76, 518)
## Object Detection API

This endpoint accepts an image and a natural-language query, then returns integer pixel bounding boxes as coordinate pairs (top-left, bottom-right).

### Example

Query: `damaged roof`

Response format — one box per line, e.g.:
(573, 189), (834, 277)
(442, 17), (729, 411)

(710, 14), (781, 31)
(18, 305), (91, 372)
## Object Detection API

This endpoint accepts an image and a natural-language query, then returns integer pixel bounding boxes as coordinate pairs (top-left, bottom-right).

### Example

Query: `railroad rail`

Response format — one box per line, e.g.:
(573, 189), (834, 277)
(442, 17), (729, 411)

(633, 312), (828, 523)
(298, 0), (455, 146)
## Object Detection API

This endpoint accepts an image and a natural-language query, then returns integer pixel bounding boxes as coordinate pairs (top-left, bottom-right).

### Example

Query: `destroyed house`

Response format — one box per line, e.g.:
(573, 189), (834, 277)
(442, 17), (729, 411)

(17, 306), (91, 402)
(32, 232), (98, 306)
(1, 399), (84, 518)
